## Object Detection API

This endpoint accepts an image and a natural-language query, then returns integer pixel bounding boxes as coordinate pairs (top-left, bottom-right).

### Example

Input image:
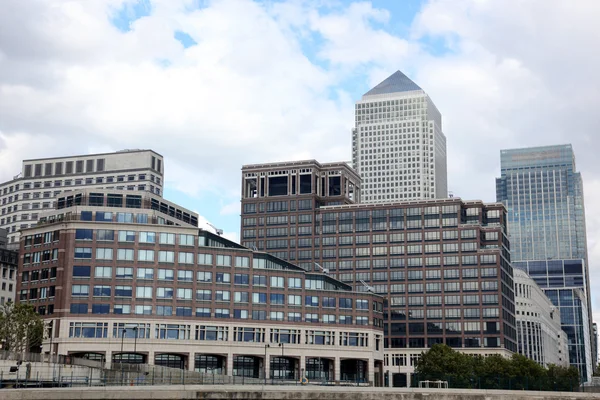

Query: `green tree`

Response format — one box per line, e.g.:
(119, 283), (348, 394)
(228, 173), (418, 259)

(547, 364), (580, 391)
(415, 343), (579, 392)
(0, 302), (44, 353)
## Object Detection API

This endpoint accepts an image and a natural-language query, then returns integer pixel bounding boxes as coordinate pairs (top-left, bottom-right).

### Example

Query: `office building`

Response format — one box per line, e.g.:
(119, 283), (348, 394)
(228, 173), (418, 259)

(496, 145), (593, 381)
(0, 228), (18, 304)
(352, 70), (448, 203)
(16, 189), (385, 384)
(513, 268), (568, 367)
(241, 160), (517, 387)
(0, 149), (164, 245)
(514, 259), (592, 380)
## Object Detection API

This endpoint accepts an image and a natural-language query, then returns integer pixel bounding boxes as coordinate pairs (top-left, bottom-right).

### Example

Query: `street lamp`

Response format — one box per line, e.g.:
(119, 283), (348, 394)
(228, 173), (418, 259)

(278, 343), (285, 380)
(120, 328), (126, 385)
(264, 344), (270, 384)
(120, 328), (126, 358)
(133, 327), (138, 357)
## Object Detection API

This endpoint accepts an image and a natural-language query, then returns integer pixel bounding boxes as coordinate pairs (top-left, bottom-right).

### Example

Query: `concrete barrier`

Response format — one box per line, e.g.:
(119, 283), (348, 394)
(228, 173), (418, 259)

(2, 385), (600, 400)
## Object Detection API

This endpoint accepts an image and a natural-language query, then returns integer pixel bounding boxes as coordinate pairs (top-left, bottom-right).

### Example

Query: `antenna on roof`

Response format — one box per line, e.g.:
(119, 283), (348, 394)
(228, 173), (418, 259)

(314, 262), (329, 275)
(360, 280), (375, 293)
(206, 222), (223, 236)
(251, 246), (258, 252)
(448, 191), (454, 198)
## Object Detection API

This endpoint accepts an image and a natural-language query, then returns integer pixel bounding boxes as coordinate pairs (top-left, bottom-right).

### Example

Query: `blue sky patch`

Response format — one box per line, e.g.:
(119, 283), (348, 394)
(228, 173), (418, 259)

(110, 0), (152, 32)
(174, 31), (198, 48)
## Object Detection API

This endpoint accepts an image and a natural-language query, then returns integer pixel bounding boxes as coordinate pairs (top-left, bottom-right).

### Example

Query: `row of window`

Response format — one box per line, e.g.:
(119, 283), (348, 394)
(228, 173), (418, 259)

(68, 304), (371, 326)
(387, 307), (500, 319)
(68, 322), (371, 347)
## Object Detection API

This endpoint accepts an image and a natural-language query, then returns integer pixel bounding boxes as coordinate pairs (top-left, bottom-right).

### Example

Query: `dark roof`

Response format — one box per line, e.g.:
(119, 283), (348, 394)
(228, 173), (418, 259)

(364, 70), (422, 96)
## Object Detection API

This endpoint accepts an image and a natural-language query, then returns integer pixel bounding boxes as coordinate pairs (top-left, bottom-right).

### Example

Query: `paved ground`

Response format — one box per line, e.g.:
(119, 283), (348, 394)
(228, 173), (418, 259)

(3, 384), (600, 400)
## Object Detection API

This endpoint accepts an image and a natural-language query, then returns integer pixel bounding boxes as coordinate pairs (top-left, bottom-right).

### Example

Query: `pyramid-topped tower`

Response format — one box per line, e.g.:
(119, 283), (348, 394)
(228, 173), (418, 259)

(352, 70), (448, 203)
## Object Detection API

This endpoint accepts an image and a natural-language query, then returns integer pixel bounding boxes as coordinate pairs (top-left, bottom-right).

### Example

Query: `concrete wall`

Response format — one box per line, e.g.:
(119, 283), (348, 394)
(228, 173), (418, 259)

(2, 385), (599, 400)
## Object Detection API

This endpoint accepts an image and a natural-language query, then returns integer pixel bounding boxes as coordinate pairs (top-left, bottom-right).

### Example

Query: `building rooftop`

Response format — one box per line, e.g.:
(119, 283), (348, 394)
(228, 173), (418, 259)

(23, 149), (162, 163)
(500, 144), (575, 171)
(363, 70), (422, 97)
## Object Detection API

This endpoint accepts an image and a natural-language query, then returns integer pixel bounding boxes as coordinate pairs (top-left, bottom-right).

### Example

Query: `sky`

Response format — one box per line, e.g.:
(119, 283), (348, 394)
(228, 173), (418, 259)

(1, 0), (600, 332)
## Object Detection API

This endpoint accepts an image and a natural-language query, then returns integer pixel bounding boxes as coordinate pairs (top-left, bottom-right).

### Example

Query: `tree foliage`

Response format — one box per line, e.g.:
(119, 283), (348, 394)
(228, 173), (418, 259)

(414, 344), (580, 391)
(0, 302), (44, 353)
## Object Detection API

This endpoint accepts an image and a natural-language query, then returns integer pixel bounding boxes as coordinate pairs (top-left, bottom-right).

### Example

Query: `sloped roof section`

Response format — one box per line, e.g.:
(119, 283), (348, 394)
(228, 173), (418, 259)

(363, 70), (422, 96)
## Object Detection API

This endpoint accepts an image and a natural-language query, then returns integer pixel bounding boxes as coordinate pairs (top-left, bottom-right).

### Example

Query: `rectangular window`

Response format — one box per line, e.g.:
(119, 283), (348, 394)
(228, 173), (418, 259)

(138, 249), (155, 262)
(178, 252), (194, 264)
(158, 269), (174, 281)
(71, 284), (89, 296)
(179, 234), (195, 246)
(288, 277), (302, 289)
(177, 288), (193, 300)
(216, 272), (230, 283)
(159, 233), (175, 244)
(136, 287), (152, 298)
(93, 285), (111, 297)
(135, 305), (152, 315)
(253, 293), (267, 304)
(137, 268), (154, 280)
(198, 253), (213, 265)
(197, 271), (212, 283)
(270, 276), (284, 288)
(118, 231), (136, 242)
(158, 251), (175, 263)
(196, 290), (212, 301)
(95, 248), (113, 260)
(216, 255), (231, 266)
(177, 270), (193, 282)
(139, 232), (156, 243)
(74, 247), (92, 259)
(94, 266), (112, 279)
(73, 266), (91, 278)
(117, 249), (134, 261)
(97, 229), (114, 241)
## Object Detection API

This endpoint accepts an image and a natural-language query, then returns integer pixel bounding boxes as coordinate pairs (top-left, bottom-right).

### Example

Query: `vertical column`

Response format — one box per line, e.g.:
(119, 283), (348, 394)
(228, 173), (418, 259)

(407, 372), (412, 388)
(367, 358), (375, 386)
(299, 354), (306, 380)
(227, 353), (234, 377)
(188, 352), (194, 371)
(334, 357), (341, 383)
(105, 350), (113, 369)
(264, 175), (269, 197)
(147, 350), (155, 366)
(264, 354), (270, 380)
(387, 371), (393, 387)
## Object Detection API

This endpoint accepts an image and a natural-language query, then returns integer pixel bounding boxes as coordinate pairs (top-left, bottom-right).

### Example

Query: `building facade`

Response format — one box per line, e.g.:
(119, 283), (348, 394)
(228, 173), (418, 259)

(513, 269), (568, 367)
(16, 189), (385, 384)
(0, 149), (164, 246)
(0, 228), (18, 304)
(241, 160), (517, 387)
(514, 259), (592, 380)
(496, 145), (593, 381)
(352, 70), (448, 203)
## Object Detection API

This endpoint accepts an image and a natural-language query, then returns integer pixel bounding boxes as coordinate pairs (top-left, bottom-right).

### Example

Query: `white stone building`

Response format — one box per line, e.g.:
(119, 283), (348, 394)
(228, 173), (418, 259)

(0, 149), (164, 246)
(514, 269), (569, 367)
(352, 70), (448, 203)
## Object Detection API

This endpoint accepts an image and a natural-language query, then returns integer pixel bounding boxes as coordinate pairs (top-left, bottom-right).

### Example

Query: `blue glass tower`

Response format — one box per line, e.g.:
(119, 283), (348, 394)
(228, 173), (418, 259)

(496, 144), (593, 381)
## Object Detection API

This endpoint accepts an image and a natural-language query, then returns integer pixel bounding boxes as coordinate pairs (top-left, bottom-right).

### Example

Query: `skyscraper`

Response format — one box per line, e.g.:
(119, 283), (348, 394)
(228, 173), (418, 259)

(352, 71), (448, 203)
(496, 144), (593, 381)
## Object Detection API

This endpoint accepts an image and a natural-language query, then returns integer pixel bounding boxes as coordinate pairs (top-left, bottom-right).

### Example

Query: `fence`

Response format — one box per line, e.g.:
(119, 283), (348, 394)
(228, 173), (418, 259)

(410, 373), (580, 392)
(0, 353), (366, 388)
